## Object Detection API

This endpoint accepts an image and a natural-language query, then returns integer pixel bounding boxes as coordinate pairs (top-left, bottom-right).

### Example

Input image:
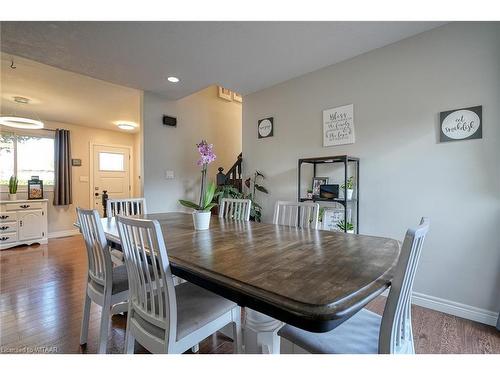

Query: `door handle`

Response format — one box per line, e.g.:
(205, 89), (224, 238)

(0, 215), (8, 220)
(95, 192), (100, 197)
(0, 226), (8, 230)
(0, 237), (8, 241)
(20, 204), (30, 209)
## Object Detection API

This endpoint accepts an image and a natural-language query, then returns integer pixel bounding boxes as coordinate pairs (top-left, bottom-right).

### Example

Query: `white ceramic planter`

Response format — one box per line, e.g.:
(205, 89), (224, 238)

(9, 194), (17, 201)
(346, 189), (354, 200)
(347, 229), (355, 234)
(192, 211), (211, 230)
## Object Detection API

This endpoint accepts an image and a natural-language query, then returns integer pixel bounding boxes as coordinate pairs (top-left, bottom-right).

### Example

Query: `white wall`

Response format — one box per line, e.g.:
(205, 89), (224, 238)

(143, 86), (242, 213)
(242, 23), (500, 315)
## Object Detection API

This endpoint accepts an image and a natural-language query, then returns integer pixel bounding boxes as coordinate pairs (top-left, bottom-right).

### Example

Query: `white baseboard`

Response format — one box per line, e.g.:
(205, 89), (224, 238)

(381, 289), (499, 326)
(48, 229), (80, 239)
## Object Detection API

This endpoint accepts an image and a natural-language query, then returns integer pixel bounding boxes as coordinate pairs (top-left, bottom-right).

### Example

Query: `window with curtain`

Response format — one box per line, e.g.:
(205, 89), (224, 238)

(0, 132), (55, 185)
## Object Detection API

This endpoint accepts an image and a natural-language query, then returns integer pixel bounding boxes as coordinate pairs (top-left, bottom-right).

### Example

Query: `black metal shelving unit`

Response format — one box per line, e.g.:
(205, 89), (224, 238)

(298, 155), (360, 233)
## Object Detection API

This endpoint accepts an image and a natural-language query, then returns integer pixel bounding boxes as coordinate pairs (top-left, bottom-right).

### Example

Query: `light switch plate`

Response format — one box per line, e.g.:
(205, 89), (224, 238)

(79, 176), (89, 182)
(165, 170), (174, 179)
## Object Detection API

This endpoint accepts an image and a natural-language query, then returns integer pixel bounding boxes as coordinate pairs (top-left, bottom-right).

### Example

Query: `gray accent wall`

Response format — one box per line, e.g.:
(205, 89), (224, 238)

(242, 22), (500, 314)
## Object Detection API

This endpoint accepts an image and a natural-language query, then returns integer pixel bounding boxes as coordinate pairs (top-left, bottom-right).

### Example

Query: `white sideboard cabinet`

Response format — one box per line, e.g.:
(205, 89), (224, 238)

(0, 199), (48, 250)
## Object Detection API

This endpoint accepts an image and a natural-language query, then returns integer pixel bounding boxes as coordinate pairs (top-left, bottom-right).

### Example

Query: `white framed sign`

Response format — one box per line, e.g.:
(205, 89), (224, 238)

(323, 104), (355, 147)
(439, 105), (482, 142)
(322, 208), (344, 231)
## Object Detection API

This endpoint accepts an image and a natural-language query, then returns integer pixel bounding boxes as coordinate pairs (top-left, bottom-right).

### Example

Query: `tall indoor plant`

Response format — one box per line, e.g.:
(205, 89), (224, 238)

(178, 140), (217, 230)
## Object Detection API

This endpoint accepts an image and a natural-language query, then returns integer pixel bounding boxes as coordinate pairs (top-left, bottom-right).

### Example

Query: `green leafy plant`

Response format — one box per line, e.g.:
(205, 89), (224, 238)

(307, 188), (313, 194)
(214, 184), (243, 202)
(8, 175), (18, 194)
(340, 176), (354, 190)
(244, 170), (269, 222)
(337, 220), (354, 232)
(179, 182), (217, 212)
(318, 207), (325, 222)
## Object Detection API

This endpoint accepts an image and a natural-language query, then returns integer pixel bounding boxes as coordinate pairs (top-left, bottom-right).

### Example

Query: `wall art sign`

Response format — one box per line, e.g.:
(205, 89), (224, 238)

(322, 208), (345, 231)
(258, 117), (274, 139)
(323, 104), (355, 147)
(440, 105), (482, 142)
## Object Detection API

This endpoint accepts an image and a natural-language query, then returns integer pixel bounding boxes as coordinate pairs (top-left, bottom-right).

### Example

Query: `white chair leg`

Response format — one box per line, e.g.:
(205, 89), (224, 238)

(125, 331), (135, 354)
(80, 292), (91, 345)
(232, 307), (243, 354)
(98, 302), (111, 354)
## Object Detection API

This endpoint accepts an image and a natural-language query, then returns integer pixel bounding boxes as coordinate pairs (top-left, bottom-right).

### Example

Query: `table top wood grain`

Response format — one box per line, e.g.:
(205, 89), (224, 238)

(99, 212), (400, 332)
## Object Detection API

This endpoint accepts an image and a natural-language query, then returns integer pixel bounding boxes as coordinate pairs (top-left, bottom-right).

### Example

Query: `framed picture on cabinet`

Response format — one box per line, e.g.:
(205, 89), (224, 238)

(28, 177), (44, 200)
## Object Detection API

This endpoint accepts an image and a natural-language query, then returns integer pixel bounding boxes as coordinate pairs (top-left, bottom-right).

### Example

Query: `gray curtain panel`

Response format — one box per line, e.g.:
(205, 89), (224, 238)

(53, 129), (72, 206)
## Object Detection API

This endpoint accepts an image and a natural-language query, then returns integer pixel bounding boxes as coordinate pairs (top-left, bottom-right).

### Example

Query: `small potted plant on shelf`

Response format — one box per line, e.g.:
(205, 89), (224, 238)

(306, 188), (313, 199)
(341, 176), (354, 200)
(337, 220), (355, 234)
(179, 140), (218, 230)
(8, 175), (18, 201)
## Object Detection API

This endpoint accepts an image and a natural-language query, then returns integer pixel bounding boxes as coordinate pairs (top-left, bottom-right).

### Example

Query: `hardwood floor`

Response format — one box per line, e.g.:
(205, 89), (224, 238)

(1, 236), (499, 354)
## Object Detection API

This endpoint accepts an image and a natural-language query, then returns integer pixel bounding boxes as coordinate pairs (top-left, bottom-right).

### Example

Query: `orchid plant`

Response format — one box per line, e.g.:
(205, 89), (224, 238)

(178, 140), (218, 212)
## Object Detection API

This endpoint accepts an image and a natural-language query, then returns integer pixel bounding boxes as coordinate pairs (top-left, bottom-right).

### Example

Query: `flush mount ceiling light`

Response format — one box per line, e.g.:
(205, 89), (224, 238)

(115, 121), (137, 131)
(0, 115), (44, 130)
(167, 76), (180, 83)
(0, 96), (44, 129)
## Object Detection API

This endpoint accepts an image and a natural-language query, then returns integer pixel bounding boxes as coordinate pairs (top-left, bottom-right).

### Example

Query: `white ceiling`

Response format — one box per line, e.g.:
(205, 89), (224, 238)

(0, 53), (141, 132)
(0, 21), (446, 100)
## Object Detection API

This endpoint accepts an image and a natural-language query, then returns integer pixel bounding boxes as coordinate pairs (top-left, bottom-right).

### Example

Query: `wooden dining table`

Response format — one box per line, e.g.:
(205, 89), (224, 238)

(97, 212), (400, 353)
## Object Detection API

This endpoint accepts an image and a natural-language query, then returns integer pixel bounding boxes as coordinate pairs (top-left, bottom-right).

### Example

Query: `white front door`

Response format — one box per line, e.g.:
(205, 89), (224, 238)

(92, 145), (131, 216)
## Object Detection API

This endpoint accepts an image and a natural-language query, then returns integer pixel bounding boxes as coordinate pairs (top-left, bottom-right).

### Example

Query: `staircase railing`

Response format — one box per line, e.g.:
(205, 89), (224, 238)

(216, 152), (242, 192)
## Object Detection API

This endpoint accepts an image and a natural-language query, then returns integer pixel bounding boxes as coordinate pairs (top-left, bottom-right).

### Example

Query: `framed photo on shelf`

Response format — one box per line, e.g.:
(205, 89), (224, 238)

(312, 177), (328, 196)
(28, 177), (44, 200)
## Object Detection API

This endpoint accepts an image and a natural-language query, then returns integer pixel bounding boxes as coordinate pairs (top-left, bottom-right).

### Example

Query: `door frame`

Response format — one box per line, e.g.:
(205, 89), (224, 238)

(88, 142), (134, 210)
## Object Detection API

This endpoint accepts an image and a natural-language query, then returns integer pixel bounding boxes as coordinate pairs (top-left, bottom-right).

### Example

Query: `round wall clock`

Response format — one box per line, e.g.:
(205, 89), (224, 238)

(258, 117), (274, 139)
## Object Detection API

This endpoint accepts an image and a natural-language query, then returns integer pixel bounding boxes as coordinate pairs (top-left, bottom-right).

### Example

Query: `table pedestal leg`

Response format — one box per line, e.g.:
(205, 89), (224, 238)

(243, 308), (283, 354)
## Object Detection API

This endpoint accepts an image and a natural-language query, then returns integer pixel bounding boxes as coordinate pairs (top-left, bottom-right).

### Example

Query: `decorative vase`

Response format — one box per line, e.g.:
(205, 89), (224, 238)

(193, 211), (211, 230)
(9, 193), (17, 201)
(346, 189), (354, 200)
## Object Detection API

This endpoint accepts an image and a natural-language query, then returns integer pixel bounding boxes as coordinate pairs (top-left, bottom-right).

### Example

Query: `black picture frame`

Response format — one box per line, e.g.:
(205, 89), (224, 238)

(28, 178), (44, 200)
(258, 117), (274, 139)
(312, 177), (328, 197)
(439, 105), (482, 142)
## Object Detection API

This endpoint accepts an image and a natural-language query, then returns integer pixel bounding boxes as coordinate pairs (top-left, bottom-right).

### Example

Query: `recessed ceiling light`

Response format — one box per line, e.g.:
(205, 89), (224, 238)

(167, 76), (180, 83)
(0, 116), (44, 130)
(117, 123), (137, 131)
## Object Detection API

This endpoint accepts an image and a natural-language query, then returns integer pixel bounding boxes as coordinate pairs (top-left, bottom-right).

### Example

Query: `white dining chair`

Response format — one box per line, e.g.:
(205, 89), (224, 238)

(116, 215), (243, 354)
(219, 198), (252, 221)
(106, 198), (147, 266)
(77, 207), (129, 354)
(273, 201), (320, 229)
(278, 217), (430, 354)
(107, 197), (147, 217)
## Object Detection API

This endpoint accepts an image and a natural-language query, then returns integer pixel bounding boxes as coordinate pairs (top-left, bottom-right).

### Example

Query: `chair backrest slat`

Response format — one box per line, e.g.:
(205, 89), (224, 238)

(107, 198), (147, 218)
(117, 215), (177, 346)
(379, 217), (430, 354)
(273, 201), (320, 229)
(77, 208), (113, 289)
(219, 198), (251, 221)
